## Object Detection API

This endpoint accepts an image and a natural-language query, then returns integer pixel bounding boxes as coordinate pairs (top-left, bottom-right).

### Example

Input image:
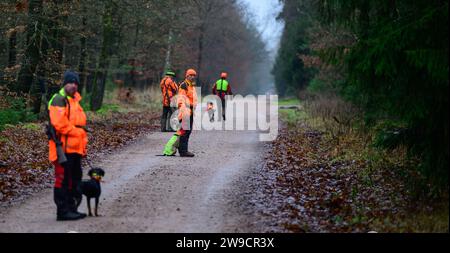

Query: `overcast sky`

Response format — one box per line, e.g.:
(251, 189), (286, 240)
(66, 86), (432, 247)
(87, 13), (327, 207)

(239, 0), (284, 56)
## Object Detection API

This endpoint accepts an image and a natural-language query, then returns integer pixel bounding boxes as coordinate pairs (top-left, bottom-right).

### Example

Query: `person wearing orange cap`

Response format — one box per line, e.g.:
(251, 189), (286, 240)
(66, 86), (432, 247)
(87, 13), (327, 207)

(163, 68), (198, 157)
(212, 72), (233, 121)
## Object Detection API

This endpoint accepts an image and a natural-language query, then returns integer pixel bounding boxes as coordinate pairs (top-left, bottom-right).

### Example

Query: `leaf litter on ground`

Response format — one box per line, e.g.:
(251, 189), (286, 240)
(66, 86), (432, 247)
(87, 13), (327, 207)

(0, 111), (159, 205)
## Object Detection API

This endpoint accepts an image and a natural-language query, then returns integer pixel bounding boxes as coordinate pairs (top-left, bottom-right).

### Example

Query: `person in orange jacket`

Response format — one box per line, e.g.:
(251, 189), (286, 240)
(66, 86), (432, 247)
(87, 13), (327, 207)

(212, 72), (232, 121)
(160, 70), (178, 132)
(176, 68), (198, 157)
(48, 70), (88, 221)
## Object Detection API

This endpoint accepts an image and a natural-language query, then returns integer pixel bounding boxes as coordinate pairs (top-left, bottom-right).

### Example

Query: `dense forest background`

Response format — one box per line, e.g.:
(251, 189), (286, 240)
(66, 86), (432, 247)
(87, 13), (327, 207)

(0, 0), (272, 115)
(273, 0), (448, 196)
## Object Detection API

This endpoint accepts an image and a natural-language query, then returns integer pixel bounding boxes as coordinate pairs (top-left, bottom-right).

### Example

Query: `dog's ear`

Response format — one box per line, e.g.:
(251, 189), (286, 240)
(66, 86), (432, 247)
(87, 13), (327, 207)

(87, 169), (94, 177)
(92, 168), (105, 177)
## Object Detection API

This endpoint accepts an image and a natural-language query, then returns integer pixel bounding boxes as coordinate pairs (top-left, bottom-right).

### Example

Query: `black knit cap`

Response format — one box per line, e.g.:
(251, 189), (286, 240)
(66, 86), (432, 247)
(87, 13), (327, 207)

(63, 70), (80, 85)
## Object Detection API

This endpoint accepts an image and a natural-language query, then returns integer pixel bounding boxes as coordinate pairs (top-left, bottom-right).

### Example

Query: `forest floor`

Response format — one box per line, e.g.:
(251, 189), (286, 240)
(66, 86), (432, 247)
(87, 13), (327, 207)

(258, 122), (448, 232)
(265, 102), (449, 232)
(0, 110), (161, 205)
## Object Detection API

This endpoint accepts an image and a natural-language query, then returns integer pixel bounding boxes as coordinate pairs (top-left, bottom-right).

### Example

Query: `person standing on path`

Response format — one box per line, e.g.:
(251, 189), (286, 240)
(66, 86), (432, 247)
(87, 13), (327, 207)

(48, 70), (88, 221)
(160, 70), (178, 132)
(212, 72), (233, 121)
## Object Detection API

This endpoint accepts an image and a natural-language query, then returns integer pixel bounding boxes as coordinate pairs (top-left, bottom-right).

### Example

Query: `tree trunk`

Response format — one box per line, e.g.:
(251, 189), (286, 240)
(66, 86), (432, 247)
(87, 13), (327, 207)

(33, 26), (50, 115)
(91, 70), (107, 111)
(15, 0), (44, 94)
(49, 0), (64, 84)
(197, 23), (205, 93)
(8, 31), (17, 67)
(90, 2), (114, 111)
(39, 0), (64, 101)
(78, 15), (88, 95)
(85, 54), (97, 94)
(130, 17), (140, 88)
(163, 8), (176, 74)
(30, 73), (42, 115)
(164, 29), (174, 73)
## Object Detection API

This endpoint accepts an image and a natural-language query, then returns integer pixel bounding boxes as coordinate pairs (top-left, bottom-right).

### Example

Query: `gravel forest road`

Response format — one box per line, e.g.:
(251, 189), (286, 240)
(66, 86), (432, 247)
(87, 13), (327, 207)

(0, 101), (274, 233)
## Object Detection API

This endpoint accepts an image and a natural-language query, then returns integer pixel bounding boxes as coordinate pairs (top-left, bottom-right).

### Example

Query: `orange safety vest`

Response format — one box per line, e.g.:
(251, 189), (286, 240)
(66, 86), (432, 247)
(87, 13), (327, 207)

(177, 79), (198, 120)
(48, 89), (88, 162)
(160, 76), (178, 107)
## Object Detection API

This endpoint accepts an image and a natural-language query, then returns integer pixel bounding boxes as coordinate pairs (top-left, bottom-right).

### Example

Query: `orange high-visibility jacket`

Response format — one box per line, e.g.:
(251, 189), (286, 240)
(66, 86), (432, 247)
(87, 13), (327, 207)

(160, 76), (178, 107)
(48, 89), (88, 162)
(177, 79), (198, 120)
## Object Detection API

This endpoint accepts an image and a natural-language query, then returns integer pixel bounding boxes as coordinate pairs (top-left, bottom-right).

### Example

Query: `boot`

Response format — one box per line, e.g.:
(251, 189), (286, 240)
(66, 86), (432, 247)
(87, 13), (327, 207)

(68, 204), (87, 219)
(68, 190), (87, 219)
(161, 116), (167, 132)
(180, 151), (195, 157)
(166, 114), (174, 132)
(178, 135), (193, 157)
(55, 188), (84, 221)
(57, 211), (84, 221)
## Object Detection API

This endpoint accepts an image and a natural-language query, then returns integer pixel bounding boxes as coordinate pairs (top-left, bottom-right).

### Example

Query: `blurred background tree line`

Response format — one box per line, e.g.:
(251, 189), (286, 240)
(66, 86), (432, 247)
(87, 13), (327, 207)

(0, 0), (271, 117)
(273, 0), (448, 196)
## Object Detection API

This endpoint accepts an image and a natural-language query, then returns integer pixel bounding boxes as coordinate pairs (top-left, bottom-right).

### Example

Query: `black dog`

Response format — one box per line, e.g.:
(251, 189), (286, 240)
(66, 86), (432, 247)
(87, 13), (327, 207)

(77, 168), (105, 217)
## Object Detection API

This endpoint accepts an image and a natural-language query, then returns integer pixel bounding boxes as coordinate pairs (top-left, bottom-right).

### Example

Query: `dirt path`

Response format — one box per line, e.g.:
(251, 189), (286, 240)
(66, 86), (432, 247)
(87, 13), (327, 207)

(0, 103), (271, 233)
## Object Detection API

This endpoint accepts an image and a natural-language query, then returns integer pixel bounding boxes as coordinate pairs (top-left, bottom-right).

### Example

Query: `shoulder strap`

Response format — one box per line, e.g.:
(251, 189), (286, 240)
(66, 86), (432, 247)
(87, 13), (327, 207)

(180, 82), (188, 91)
(48, 93), (71, 120)
(47, 94), (70, 144)
(163, 77), (170, 102)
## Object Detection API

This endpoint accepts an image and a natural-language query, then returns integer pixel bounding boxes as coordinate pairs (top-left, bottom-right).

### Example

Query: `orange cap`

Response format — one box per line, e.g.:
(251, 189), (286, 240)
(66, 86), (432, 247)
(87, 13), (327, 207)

(186, 69), (197, 78)
(220, 72), (228, 79)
